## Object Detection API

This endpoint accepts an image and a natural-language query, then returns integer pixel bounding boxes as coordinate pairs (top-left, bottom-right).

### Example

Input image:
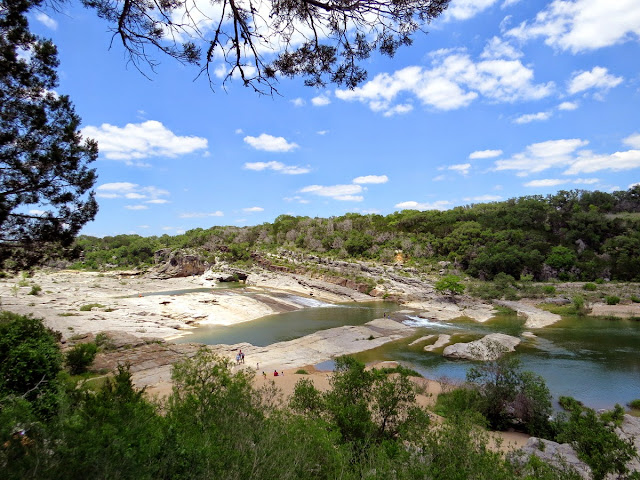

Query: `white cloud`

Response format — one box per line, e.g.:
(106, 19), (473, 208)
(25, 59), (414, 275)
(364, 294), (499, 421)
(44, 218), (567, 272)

(463, 194), (503, 202)
(558, 101), (579, 110)
(311, 95), (331, 106)
(213, 64), (227, 78)
(573, 178), (599, 184)
(299, 184), (363, 201)
(383, 104), (414, 116)
(394, 200), (451, 211)
(235, 128), (244, 134)
(506, 0), (640, 53)
(179, 211), (224, 218)
(480, 37), (523, 59)
(524, 179), (569, 187)
(243, 133), (299, 152)
(146, 199), (170, 204)
(469, 149), (503, 159)
(125, 205), (149, 210)
(283, 196), (310, 204)
(352, 175), (389, 184)
(35, 13), (57, 30)
(29, 209), (46, 216)
(448, 163), (471, 175)
(629, 182), (640, 189)
(495, 139), (589, 174)
(623, 133), (640, 149)
(137, 225), (150, 229)
(82, 120), (208, 163)
(568, 67), (623, 95)
(96, 182), (170, 202)
(564, 149), (640, 175)
(243, 160), (310, 175)
(495, 138), (640, 176)
(513, 111), (552, 124)
(243, 206), (264, 212)
(335, 48), (552, 115)
(317, 130), (329, 135)
(446, 0), (499, 21)
(432, 175), (446, 181)
(291, 98), (306, 107)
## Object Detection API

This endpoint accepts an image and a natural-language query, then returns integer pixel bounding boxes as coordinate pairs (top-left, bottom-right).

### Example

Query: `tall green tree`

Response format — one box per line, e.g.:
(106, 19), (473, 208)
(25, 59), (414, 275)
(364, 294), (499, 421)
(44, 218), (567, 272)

(0, 0), (98, 268)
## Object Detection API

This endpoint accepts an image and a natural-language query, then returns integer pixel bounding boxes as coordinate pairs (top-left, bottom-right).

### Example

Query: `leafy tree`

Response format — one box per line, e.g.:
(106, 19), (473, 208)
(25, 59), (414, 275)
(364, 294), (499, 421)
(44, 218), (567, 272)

(80, 0), (450, 92)
(0, 0), (98, 269)
(0, 311), (63, 417)
(466, 353), (553, 436)
(65, 342), (98, 375)
(434, 274), (465, 296)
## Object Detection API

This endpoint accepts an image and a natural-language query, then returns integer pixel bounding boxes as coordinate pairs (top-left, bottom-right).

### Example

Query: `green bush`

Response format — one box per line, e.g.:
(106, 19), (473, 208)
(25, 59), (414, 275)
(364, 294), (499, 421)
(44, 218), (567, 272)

(582, 283), (597, 291)
(65, 342), (98, 375)
(434, 275), (465, 296)
(27, 284), (42, 295)
(605, 295), (620, 305)
(295, 369), (309, 375)
(79, 303), (105, 311)
(629, 399), (640, 410)
(542, 285), (556, 295)
(630, 295), (640, 303)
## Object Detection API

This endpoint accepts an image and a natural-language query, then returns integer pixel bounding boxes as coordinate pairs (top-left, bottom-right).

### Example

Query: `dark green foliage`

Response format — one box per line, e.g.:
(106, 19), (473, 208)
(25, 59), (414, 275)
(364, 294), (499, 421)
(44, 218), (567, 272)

(434, 274), (465, 296)
(631, 295), (640, 303)
(27, 284), (41, 295)
(0, 311), (62, 417)
(605, 295), (621, 305)
(629, 399), (640, 409)
(583, 282), (597, 291)
(556, 398), (639, 480)
(65, 342), (98, 375)
(0, 0), (98, 269)
(466, 354), (553, 436)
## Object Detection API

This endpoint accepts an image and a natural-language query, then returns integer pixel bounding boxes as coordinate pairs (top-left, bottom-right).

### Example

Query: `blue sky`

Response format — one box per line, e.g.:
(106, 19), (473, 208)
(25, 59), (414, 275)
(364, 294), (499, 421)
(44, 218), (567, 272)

(29, 0), (640, 237)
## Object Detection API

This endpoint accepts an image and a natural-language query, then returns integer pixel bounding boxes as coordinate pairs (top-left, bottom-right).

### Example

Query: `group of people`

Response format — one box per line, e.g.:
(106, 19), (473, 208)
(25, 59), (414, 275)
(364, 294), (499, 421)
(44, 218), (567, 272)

(235, 350), (245, 365)
(262, 370), (284, 378)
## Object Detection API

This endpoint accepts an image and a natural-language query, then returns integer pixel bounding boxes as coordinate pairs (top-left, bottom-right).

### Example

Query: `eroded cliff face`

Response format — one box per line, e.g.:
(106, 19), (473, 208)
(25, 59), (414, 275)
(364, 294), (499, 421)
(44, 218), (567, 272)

(150, 249), (209, 278)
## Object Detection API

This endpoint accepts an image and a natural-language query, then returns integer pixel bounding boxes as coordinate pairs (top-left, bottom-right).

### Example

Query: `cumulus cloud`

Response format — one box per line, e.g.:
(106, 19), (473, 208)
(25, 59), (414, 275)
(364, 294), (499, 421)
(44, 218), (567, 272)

(291, 98), (305, 107)
(448, 163), (471, 175)
(243, 133), (299, 152)
(125, 205), (149, 210)
(96, 183), (170, 203)
(243, 206), (264, 212)
(506, 0), (640, 53)
(463, 194), (503, 202)
(335, 48), (553, 115)
(513, 111), (552, 124)
(568, 67), (623, 95)
(243, 161), (310, 175)
(446, 0), (499, 21)
(558, 101), (579, 110)
(311, 95), (331, 106)
(353, 175), (389, 184)
(394, 200), (451, 211)
(481, 37), (523, 59)
(524, 179), (569, 187)
(299, 184), (363, 201)
(623, 133), (640, 149)
(283, 196), (310, 204)
(469, 149), (503, 159)
(495, 138), (640, 176)
(82, 120), (208, 163)
(35, 13), (57, 30)
(179, 211), (224, 218)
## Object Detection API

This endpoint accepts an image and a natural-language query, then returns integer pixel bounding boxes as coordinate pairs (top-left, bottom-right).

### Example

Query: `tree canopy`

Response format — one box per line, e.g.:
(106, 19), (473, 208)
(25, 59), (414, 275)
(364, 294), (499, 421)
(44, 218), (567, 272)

(0, 0), (98, 269)
(80, 0), (450, 92)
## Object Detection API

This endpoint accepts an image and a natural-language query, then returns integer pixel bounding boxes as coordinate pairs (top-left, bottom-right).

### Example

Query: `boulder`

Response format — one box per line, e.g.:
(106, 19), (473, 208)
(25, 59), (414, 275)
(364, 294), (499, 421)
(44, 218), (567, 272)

(151, 250), (208, 278)
(442, 333), (520, 361)
(519, 438), (591, 479)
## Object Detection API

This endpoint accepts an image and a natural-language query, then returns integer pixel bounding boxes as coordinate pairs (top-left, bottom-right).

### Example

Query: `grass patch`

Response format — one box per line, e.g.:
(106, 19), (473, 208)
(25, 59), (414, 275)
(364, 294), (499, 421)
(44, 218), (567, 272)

(376, 364), (422, 377)
(58, 312), (80, 317)
(537, 303), (577, 316)
(295, 369), (309, 375)
(79, 303), (105, 311)
(494, 305), (516, 315)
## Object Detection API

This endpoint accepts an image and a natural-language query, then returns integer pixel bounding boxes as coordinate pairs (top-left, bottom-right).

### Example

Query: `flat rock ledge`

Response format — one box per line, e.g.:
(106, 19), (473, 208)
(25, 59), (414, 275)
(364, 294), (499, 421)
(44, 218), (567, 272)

(442, 333), (520, 361)
(494, 300), (561, 328)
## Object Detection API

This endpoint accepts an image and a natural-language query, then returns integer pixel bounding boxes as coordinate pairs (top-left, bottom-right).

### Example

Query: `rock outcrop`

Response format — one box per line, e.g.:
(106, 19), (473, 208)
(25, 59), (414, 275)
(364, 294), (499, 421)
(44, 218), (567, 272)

(519, 438), (591, 479)
(442, 333), (520, 361)
(151, 249), (208, 278)
(494, 300), (561, 328)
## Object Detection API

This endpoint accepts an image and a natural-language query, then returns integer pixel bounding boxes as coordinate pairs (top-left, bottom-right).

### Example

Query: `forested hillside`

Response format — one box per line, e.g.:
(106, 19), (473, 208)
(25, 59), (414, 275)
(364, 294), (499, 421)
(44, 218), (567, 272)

(73, 187), (640, 281)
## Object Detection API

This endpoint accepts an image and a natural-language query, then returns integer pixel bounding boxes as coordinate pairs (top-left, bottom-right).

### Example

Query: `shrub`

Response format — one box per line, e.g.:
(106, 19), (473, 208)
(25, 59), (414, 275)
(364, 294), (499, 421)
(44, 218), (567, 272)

(605, 295), (620, 305)
(27, 284), (42, 295)
(582, 283), (597, 291)
(629, 399), (640, 410)
(434, 275), (465, 296)
(630, 295), (640, 303)
(542, 285), (556, 295)
(595, 278), (605, 284)
(295, 369), (309, 375)
(79, 303), (105, 311)
(66, 342), (98, 375)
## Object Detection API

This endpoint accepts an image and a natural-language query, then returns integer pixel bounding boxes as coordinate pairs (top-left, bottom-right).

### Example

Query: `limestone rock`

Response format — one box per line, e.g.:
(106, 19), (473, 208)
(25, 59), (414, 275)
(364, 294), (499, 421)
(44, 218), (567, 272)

(494, 300), (561, 328)
(151, 250), (208, 278)
(442, 333), (520, 361)
(424, 334), (451, 352)
(519, 438), (591, 479)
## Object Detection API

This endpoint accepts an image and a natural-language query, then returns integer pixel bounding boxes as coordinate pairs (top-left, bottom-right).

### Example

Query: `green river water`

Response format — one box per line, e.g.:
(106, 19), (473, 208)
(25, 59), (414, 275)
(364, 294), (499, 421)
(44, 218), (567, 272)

(173, 290), (640, 410)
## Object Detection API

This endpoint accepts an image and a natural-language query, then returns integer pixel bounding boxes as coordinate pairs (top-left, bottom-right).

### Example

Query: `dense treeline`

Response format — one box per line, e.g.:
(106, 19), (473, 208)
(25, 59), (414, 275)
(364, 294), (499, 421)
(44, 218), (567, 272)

(73, 187), (640, 281)
(6, 313), (636, 479)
